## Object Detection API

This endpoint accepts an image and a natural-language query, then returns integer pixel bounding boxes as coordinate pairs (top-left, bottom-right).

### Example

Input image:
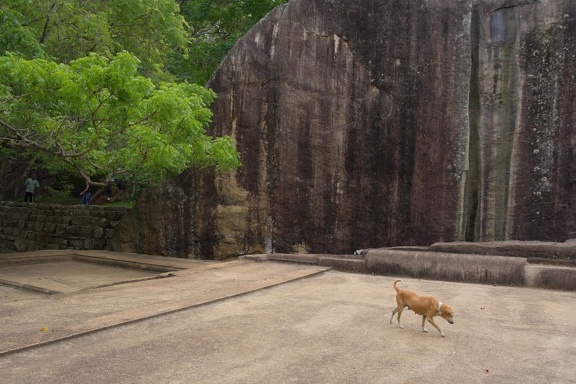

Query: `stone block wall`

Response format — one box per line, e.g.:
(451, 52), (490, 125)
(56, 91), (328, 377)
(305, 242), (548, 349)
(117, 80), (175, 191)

(0, 202), (129, 252)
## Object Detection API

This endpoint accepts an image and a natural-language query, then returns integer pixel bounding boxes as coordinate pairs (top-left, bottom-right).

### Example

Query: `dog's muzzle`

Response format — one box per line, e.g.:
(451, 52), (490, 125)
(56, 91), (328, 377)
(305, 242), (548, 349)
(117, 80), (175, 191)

(448, 319), (454, 324)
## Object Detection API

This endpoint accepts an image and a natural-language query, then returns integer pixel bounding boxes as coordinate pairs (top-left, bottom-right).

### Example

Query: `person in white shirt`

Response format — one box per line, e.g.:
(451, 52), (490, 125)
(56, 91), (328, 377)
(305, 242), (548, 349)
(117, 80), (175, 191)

(24, 174), (39, 203)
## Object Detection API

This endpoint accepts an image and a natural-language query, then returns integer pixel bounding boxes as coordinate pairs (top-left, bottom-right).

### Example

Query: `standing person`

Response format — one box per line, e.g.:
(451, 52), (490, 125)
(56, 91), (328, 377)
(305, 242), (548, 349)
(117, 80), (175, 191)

(106, 177), (115, 201)
(80, 182), (91, 205)
(114, 179), (127, 201)
(23, 173), (39, 203)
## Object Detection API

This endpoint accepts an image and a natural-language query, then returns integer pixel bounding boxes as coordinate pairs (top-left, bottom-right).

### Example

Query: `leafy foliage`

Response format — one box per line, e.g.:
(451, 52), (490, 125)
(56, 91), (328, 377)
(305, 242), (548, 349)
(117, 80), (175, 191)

(0, 0), (286, 193)
(1, 0), (287, 84)
(0, 3), (46, 59)
(0, 52), (241, 186)
(171, 0), (288, 84)
(1, 0), (188, 80)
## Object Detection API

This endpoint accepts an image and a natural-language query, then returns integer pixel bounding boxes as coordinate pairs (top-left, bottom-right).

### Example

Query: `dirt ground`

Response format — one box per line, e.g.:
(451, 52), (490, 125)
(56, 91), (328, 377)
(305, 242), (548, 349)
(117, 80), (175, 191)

(1, 263), (575, 384)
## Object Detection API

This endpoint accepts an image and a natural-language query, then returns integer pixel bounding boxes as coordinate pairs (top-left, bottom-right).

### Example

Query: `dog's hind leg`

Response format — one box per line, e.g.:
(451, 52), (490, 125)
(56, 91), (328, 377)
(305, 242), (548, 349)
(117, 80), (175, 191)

(389, 308), (398, 324)
(389, 307), (405, 329)
(389, 307), (405, 328)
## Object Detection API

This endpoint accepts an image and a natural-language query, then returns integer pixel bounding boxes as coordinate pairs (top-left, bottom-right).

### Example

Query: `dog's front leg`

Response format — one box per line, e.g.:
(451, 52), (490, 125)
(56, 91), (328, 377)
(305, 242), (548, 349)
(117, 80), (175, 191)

(421, 316), (428, 333)
(426, 317), (445, 337)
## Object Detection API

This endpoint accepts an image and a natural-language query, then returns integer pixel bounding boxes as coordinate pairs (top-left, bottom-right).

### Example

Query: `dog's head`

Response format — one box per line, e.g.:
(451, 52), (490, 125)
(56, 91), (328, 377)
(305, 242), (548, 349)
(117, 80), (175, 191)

(440, 304), (454, 324)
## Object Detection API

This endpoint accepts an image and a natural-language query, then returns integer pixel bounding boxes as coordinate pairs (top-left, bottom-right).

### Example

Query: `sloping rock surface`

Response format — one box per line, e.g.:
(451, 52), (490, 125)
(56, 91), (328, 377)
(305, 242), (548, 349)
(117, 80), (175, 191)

(117, 0), (576, 259)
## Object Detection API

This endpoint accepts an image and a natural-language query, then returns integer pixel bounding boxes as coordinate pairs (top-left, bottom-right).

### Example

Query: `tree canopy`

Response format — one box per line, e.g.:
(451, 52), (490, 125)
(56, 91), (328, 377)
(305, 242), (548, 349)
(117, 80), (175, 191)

(0, 0), (287, 195)
(0, 52), (240, 187)
(1, 0), (288, 84)
(171, 0), (287, 84)
(1, 0), (188, 80)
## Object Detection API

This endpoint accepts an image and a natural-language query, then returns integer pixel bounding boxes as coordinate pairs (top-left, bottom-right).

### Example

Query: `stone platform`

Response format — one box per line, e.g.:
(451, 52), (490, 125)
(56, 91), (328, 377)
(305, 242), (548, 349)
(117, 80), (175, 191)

(246, 240), (576, 291)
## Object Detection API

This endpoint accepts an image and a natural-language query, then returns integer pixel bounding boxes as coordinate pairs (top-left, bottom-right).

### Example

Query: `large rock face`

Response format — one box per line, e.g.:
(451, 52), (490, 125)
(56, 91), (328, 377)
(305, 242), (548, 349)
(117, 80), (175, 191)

(117, 0), (576, 259)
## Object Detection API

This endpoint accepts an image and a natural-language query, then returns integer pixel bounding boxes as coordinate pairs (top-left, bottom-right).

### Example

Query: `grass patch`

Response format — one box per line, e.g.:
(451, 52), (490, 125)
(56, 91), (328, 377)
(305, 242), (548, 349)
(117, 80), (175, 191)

(104, 201), (136, 208)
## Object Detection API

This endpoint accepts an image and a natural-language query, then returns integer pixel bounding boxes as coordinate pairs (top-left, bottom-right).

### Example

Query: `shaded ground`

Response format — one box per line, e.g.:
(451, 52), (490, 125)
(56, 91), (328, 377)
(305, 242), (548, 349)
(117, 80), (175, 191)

(0, 251), (575, 383)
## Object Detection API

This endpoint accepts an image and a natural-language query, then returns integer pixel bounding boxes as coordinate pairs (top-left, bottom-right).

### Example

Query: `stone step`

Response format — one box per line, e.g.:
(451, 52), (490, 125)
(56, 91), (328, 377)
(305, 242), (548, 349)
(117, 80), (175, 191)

(525, 264), (576, 291)
(251, 249), (576, 291)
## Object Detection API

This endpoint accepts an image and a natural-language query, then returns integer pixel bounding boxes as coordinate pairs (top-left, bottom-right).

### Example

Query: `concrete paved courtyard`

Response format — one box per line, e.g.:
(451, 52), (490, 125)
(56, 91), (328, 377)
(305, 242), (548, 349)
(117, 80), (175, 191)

(1, 251), (575, 383)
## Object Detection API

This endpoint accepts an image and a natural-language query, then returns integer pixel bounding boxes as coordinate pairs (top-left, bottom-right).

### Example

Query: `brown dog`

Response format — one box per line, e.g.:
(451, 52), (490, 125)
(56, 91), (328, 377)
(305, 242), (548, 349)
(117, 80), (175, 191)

(389, 279), (454, 337)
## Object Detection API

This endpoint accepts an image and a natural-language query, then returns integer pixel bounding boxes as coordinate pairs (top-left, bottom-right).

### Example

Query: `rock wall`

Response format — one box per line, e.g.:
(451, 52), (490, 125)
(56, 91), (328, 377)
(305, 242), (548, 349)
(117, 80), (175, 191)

(0, 202), (128, 252)
(112, 175), (202, 257)
(117, 0), (576, 259)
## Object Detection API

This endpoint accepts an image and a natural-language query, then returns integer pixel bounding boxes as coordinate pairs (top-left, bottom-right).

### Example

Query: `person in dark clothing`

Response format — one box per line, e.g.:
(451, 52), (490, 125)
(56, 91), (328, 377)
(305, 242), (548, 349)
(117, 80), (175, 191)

(80, 183), (91, 205)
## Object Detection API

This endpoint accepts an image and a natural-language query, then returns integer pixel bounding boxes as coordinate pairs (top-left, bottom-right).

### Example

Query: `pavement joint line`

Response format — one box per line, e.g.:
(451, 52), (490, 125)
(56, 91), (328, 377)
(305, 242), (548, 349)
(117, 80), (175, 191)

(0, 253), (191, 271)
(0, 279), (61, 295)
(0, 265), (331, 358)
(70, 272), (177, 292)
(71, 255), (182, 272)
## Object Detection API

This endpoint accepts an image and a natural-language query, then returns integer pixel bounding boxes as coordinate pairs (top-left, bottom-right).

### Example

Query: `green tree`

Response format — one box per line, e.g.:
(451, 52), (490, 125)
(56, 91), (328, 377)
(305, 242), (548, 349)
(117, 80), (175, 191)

(0, 52), (241, 187)
(0, 5), (46, 59)
(171, 0), (288, 84)
(1, 0), (288, 84)
(0, 0), (285, 196)
(1, 0), (189, 80)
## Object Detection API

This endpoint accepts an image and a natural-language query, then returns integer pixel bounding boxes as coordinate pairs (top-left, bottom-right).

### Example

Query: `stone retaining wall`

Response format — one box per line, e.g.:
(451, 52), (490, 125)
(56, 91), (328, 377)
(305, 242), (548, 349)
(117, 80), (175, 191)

(0, 202), (129, 253)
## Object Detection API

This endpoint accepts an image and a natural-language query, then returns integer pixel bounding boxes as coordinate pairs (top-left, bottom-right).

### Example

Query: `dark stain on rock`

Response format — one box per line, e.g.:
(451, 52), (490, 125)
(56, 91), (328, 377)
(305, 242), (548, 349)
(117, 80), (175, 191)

(490, 9), (507, 45)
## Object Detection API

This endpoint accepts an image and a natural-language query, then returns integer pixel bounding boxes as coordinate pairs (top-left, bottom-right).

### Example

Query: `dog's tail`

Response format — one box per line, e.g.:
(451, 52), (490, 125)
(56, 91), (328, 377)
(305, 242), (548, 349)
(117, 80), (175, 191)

(393, 279), (403, 292)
